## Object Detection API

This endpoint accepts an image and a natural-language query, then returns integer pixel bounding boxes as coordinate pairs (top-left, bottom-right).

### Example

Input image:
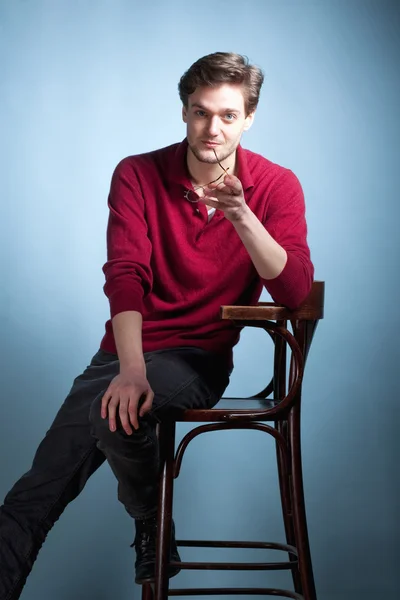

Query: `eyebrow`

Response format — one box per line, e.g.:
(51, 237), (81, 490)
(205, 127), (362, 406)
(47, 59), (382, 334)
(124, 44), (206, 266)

(191, 103), (241, 114)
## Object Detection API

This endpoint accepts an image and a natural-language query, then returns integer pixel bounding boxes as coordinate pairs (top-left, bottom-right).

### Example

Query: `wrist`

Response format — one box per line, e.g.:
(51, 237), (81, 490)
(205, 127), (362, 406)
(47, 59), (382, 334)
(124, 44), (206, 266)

(230, 203), (252, 224)
(119, 355), (146, 375)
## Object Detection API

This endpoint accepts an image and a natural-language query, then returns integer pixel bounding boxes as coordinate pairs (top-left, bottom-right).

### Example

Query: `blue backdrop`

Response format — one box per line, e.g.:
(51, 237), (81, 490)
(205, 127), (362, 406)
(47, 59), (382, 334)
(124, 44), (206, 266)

(1, 1), (398, 599)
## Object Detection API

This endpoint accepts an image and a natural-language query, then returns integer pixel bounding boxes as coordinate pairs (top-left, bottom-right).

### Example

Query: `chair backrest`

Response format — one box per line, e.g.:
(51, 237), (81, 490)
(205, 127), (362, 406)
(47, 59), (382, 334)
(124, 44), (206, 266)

(220, 281), (325, 402)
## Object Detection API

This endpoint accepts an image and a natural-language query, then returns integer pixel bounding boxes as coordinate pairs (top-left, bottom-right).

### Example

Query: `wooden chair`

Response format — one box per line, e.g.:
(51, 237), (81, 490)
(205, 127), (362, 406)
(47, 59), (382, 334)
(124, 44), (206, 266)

(142, 280), (325, 600)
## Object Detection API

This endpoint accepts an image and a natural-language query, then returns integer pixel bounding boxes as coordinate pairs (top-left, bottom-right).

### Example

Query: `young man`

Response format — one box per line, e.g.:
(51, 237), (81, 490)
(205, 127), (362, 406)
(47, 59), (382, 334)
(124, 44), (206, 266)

(0, 52), (313, 598)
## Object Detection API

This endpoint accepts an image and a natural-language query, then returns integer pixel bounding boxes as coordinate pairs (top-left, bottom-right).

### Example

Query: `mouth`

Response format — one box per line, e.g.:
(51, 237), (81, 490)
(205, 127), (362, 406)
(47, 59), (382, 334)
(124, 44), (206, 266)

(202, 141), (220, 148)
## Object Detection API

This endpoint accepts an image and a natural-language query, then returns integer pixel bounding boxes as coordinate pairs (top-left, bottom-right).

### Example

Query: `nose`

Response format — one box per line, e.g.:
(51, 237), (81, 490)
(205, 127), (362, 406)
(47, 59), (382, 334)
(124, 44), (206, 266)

(207, 116), (221, 137)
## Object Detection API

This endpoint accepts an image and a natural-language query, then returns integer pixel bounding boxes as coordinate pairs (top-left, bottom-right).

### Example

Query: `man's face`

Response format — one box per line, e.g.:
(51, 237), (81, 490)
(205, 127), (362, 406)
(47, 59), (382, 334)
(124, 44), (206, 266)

(182, 83), (254, 165)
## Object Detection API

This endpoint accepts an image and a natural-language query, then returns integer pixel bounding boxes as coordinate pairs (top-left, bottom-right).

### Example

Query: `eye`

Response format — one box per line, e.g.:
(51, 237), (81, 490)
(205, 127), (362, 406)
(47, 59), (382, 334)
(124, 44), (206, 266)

(195, 110), (206, 117)
(225, 113), (236, 121)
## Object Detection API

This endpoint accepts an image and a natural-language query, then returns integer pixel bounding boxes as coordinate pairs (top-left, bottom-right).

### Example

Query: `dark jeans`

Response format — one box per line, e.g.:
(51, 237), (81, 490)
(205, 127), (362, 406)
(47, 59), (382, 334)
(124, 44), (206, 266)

(0, 346), (230, 600)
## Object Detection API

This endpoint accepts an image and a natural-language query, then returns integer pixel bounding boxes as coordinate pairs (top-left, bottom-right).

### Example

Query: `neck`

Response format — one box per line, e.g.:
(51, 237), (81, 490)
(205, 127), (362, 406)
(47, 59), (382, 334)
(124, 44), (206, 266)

(186, 146), (237, 188)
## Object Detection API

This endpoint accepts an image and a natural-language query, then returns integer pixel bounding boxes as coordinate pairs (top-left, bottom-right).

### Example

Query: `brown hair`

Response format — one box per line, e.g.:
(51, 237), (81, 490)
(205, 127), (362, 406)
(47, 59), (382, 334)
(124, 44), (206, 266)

(178, 52), (264, 116)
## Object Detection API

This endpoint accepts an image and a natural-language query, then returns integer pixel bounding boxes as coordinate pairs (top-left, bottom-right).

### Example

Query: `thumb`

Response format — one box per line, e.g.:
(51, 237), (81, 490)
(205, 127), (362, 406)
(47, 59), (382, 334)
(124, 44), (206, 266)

(224, 174), (242, 194)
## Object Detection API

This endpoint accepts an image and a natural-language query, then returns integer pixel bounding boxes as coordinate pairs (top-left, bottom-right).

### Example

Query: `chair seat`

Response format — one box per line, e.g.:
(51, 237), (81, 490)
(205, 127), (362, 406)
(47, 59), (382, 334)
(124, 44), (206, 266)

(216, 396), (279, 410)
(172, 396), (280, 422)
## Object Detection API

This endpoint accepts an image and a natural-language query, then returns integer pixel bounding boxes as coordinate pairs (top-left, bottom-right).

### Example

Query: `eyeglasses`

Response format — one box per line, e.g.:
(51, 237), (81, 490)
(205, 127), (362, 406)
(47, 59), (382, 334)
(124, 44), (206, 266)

(184, 148), (229, 203)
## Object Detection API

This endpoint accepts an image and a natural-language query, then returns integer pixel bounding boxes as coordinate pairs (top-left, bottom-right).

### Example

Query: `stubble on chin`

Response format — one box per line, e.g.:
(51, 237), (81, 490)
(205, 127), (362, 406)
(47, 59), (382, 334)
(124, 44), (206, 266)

(189, 142), (236, 164)
(189, 144), (218, 164)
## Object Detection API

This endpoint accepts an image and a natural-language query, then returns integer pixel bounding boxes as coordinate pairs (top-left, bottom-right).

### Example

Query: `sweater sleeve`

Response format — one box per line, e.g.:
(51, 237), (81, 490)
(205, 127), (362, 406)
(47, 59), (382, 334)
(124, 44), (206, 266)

(262, 169), (314, 310)
(102, 158), (153, 318)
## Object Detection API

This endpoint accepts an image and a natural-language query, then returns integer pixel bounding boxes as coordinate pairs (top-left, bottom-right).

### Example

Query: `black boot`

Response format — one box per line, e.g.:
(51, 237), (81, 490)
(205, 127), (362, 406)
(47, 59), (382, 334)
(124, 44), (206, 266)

(133, 516), (181, 584)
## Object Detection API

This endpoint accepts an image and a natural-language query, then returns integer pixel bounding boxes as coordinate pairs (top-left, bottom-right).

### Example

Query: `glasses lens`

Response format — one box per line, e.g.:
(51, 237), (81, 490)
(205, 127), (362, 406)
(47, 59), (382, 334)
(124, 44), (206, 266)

(184, 189), (199, 203)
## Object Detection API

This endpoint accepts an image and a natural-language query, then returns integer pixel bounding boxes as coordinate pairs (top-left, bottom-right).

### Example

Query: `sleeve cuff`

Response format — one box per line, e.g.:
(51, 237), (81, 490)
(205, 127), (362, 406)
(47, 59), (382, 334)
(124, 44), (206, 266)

(108, 285), (145, 319)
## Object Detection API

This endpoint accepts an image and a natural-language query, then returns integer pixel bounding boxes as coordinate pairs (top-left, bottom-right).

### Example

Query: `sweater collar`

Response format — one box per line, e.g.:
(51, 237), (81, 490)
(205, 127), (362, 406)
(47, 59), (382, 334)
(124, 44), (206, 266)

(169, 137), (254, 191)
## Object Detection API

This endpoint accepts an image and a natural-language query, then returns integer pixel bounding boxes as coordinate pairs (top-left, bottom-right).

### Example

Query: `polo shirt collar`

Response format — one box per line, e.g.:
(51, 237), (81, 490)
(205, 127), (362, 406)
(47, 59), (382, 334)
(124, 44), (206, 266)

(168, 138), (254, 191)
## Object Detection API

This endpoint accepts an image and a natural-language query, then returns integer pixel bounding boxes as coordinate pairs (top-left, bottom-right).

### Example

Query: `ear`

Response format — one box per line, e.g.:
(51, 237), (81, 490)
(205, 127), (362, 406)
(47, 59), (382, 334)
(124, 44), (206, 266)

(243, 111), (255, 132)
(182, 105), (188, 123)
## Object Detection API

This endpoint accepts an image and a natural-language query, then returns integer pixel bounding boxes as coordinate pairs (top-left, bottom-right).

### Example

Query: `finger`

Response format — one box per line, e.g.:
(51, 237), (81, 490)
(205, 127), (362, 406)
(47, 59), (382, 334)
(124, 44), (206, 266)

(223, 173), (243, 191)
(203, 185), (219, 195)
(107, 397), (119, 432)
(216, 183), (239, 196)
(101, 388), (113, 419)
(139, 389), (154, 417)
(128, 396), (140, 430)
(118, 399), (133, 435)
(205, 185), (232, 197)
(199, 194), (238, 210)
(198, 196), (220, 209)
(204, 183), (237, 198)
(204, 181), (219, 191)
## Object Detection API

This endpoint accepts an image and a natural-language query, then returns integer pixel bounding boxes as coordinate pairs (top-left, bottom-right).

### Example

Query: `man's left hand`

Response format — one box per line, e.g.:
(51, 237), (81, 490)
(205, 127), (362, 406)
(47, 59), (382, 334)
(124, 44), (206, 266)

(200, 174), (248, 222)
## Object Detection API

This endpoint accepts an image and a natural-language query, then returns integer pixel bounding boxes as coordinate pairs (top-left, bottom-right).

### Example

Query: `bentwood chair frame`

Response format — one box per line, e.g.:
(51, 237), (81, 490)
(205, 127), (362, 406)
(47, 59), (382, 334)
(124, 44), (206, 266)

(141, 280), (325, 600)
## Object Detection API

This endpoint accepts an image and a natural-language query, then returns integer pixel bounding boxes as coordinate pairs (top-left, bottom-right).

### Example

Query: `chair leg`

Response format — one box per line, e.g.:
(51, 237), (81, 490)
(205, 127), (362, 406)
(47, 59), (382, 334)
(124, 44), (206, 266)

(141, 583), (154, 600)
(275, 419), (303, 595)
(289, 407), (317, 600)
(154, 420), (176, 600)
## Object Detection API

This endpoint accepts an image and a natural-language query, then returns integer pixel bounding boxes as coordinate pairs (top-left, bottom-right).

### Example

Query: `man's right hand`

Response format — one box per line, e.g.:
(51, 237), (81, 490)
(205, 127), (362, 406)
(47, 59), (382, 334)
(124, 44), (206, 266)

(100, 367), (154, 435)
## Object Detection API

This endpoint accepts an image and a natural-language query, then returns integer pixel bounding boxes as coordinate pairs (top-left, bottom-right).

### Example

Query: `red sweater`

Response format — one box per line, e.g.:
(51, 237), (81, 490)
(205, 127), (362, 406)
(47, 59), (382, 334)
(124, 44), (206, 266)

(100, 138), (313, 364)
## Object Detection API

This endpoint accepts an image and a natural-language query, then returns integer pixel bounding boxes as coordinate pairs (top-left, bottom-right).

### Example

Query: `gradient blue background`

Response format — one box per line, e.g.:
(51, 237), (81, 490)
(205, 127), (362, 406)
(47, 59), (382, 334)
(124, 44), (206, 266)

(1, 1), (399, 599)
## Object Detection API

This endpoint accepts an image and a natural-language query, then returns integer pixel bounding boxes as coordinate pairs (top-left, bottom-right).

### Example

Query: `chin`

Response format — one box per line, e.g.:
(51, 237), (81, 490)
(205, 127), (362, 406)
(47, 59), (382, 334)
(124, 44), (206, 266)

(190, 144), (220, 164)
